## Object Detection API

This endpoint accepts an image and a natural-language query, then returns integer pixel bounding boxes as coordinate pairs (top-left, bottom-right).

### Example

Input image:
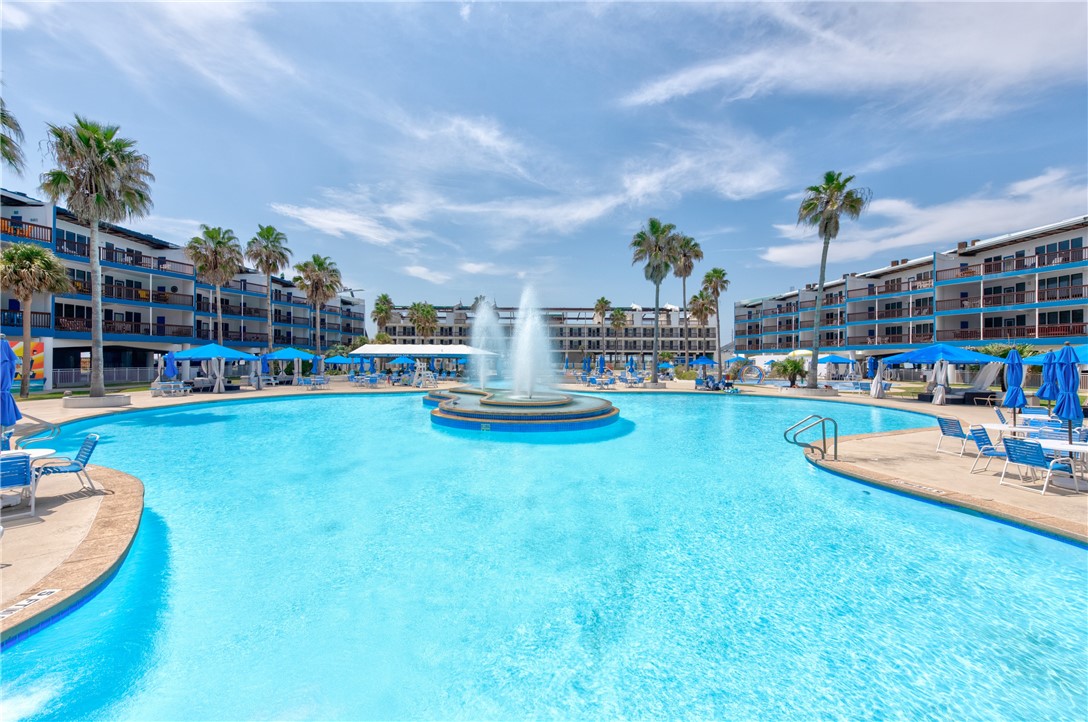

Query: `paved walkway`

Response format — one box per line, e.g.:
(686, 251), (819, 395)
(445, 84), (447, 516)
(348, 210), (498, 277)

(2, 377), (1084, 614)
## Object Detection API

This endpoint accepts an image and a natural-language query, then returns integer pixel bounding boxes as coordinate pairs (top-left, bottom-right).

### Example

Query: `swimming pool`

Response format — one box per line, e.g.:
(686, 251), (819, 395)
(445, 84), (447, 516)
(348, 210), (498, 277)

(3, 393), (1086, 720)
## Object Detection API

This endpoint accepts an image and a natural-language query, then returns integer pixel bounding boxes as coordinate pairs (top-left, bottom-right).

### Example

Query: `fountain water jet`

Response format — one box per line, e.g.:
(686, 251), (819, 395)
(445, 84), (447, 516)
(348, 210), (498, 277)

(424, 288), (619, 433)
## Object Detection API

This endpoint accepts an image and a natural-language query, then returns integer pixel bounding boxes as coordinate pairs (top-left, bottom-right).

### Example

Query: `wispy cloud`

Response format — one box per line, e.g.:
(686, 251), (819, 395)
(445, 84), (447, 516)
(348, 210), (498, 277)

(270, 202), (400, 246)
(8, 2), (296, 106)
(125, 215), (205, 244)
(622, 3), (1087, 124)
(404, 265), (451, 284)
(762, 168), (1088, 268)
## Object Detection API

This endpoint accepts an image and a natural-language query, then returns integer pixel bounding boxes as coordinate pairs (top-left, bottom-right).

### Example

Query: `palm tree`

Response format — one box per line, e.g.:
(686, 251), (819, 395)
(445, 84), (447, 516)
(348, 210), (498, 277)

(797, 171), (871, 388)
(673, 235), (703, 365)
(772, 358), (808, 388)
(186, 226), (243, 345)
(372, 331), (393, 344)
(245, 225), (291, 352)
(688, 289), (714, 361)
(0, 243), (71, 397)
(371, 293), (394, 336)
(293, 254), (343, 355)
(41, 116), (153, 397)
(609, 308), (628, 363)
(631, 217), (680, 385)
(701, 268), (729, 380)
(1, 97), (25, 174)
(408, 301), (439, 343)
(593, 296), (611, 362)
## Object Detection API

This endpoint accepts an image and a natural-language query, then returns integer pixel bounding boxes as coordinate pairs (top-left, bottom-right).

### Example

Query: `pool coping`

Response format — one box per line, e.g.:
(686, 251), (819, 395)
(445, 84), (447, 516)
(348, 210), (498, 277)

(804, 429), (1088, 546)
(1, 466), (144, 648)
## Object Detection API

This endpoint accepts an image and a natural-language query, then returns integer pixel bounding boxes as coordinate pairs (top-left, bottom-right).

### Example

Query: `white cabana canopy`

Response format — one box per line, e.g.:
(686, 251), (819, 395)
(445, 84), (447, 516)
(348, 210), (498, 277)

(348, 343), (495, 358)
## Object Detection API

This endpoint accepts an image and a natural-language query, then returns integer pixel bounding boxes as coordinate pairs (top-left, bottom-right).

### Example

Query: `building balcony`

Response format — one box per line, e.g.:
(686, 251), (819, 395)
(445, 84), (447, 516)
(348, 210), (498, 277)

(273, 333), (313, 347)
(1, 218), (53, 244)
(196, 300), (266, 317)
(55, 316), (193, 338)
(1038, 284), (1087, 303)
(846, 278), (933, 299)
(936, 291), (1041, 312)
(0, 310), (51, 329)
(55, 240), (197, 275)
(848, 332), (933, 346)
(976, 323), (1087, 340)
(196, 328), (269, 344)
(935, 247), (1086, 283)
(68, 279), (194, 307)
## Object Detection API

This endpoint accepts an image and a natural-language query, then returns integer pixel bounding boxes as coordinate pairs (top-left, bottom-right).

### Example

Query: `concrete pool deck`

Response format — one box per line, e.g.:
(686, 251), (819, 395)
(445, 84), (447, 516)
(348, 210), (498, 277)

(1, 378), (1084, 642)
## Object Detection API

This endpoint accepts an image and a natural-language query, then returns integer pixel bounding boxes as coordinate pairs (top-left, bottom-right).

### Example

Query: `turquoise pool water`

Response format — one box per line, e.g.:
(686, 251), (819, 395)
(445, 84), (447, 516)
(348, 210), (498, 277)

(2, 394), (1085, 720)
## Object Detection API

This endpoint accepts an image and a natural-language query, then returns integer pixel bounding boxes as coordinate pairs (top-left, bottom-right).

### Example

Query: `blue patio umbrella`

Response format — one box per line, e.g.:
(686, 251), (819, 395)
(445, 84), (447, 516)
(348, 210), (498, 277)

(324, 355), (355, 365)
(390, 356), (416, 365)
(882, 343), (1005, 366)
(627, 356), (636, 374)
(598, 355), (606, 374)
(164, 351), (178, 378)
(1002, 348), (1027, 427)
(1053, 344), (1085, 443)
(867, 356), (877, 379)
(819, 354), (854, 365)
(260, 354), (270, 375)
(658, 361), (674, 369)
(367, 358), (375, 373)
(690, 357), (717, 366)
(0, 340), (23, 429)
(457, 357), (468, 365)
(173, 343), (258, 361)
(263, 347), (311, 361)
(1023, 344), (1088, 365)
(1034, 351), (1060, 409)
(564, 355), (570, 370)
(582, 356), (591, 372)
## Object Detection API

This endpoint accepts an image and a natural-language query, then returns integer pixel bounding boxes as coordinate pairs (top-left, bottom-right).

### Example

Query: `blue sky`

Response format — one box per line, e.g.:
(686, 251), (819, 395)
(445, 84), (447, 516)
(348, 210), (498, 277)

(3, 2), (1086, 314)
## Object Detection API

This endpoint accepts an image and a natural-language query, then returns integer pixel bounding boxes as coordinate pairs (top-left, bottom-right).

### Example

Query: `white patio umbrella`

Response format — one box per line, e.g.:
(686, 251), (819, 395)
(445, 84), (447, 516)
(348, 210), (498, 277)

(932, 359), (948, 405)
(869, 359), (886, 399)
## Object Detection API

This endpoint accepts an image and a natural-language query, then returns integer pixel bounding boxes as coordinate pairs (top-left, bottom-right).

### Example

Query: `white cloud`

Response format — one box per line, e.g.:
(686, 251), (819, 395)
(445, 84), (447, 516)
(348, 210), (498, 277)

(125, 215), (205, 244)
(761, 169), (1088, 268)
(459, 2), (472, 22)
(9, 2), (296, 106)
(270, 203), (399, 246)
(622, 3), (1087, 123)
(459, 262), (500, 274)
(404, 265), (451, 284)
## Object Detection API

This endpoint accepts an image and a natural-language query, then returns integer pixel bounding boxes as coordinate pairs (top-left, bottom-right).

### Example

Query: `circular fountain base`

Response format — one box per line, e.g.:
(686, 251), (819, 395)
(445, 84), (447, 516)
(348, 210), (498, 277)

(425, 387), (619, 432)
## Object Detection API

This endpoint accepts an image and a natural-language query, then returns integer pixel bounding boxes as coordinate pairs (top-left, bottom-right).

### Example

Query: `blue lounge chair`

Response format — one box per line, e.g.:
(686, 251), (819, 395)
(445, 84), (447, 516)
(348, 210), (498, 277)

(967, 426), (1005, 473)
(37, 434), (100, 491)
(936, 417), (968, 455)
(999, 437), (1076, 495)
(1021, 407), (1049, 417)
(0, 452), (37, 519)
(994, 408), (1008, 425)
(695, 377), (704, 389)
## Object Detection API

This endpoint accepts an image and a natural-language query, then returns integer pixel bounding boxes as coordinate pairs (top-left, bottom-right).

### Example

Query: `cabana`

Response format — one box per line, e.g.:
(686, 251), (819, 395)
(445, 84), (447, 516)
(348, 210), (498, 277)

(173, 343), (258, 394)
(264, 347), (315, 385)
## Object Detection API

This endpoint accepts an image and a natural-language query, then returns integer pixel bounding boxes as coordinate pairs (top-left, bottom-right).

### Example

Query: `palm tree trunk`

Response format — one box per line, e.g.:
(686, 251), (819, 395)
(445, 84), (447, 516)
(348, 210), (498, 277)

(652, 282), (661, 384)
(715, 296), (723, 381)
(215, 285), (224, 345)
(89, 218), (105, 397)
(315, 305), (322, 355)
(19, 297), (32, 398)
(681, 277), (688, 365)
(265, 271), (273, 352)
(808, 236), (831, 388)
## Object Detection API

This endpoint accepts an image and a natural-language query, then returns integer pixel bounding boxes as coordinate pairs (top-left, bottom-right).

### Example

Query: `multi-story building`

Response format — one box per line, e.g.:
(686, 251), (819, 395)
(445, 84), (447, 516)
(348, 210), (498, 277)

(377, 304), (718, 364)
(733, 215), (1087, 356)
(1, 189), (367, 389)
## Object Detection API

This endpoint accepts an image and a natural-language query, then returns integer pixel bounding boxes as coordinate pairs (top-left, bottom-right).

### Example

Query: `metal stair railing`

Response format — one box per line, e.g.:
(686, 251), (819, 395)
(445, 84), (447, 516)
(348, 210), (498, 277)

(784, 414), (839, 460)
(8, 413), (61, 449)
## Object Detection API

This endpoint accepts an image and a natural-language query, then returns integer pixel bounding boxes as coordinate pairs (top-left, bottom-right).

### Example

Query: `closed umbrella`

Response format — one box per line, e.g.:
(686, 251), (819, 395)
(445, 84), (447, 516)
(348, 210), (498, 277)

(582, 356), (591, 373)
(598, 355), (606, 375)
(1002, 349), (1027, 427)
(932, 359), (948, 405)
(564, 355), (570, 371)
(1053, 344), (1085, 444)
(870, 359), (886, 399)
(1, 340), (23, 432)
(165, 351), (179, 379)
(1035, 351), (1060, 410)
(260, 354), (270, 375)
(867, 356), (877, 379)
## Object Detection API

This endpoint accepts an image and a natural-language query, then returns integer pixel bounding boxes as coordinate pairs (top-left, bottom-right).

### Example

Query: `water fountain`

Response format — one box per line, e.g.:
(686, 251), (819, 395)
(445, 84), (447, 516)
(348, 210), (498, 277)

(425, 289), (619, 432)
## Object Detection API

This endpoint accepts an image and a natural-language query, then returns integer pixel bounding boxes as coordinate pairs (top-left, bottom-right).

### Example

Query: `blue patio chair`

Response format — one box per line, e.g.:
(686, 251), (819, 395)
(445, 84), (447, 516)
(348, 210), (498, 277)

(994, 408), (1008, 425)
(999, 437), (1076, 495)
(967, 425), (1005, 473)
(37, 433), (100, 491)
(695, 377), (704, 389)
(1021, 407), (1049, 417)
(0, 452), (38, 519)
(936, 417), (968, 455)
